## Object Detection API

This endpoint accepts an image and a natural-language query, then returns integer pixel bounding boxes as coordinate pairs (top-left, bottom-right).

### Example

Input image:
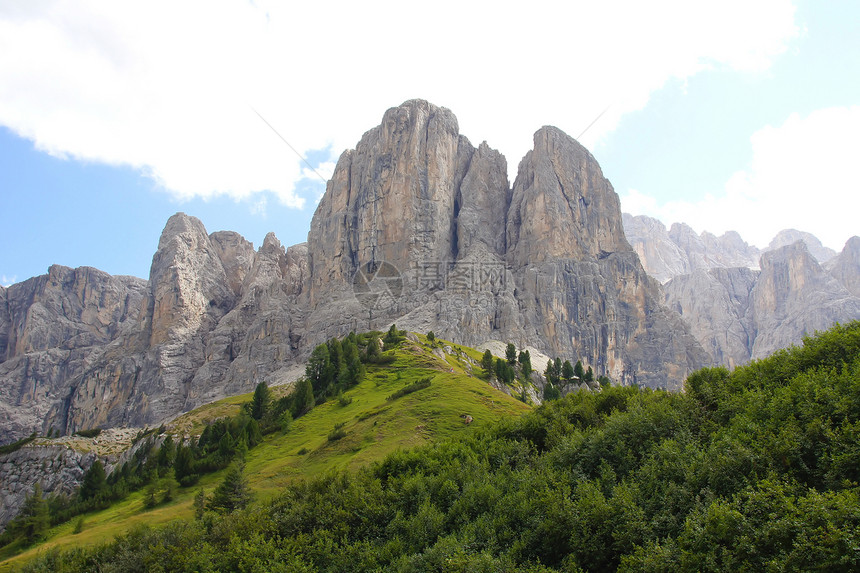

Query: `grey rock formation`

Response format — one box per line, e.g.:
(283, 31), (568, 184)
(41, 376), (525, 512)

(307, 102), (706, 389)
(1, 99), (708, 444)
(825, 236), (860, 298)
(622, 214), (691, 282)
(665, 241), (860, 366)
(0, 266), (147, 444)
(0, 445), (98, 532)
(766, 229), (837, 263)
(751, 241), (860, 358)
(621, 215), (760, 283)
(663, 267), (758, 368)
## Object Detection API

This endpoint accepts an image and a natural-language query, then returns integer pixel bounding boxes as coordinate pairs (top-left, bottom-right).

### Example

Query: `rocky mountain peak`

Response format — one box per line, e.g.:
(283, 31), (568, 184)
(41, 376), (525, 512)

(507, 126), (626, 267)
(1, 99), (708, 447)
(145, 213), (232, 347)
(767, 229), (837, 263)
(826, 236), (860, 298)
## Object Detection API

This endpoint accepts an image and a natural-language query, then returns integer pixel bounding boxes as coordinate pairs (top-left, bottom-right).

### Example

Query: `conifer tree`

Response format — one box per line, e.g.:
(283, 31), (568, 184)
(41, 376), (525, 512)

(79, 460), (107, 501)
(574, 360), (585, 382)
(291, 378), (315, 418)
(11, 483), (50, 544)
(506, 343), (517, 365)
(519, 350), (532, 378)
(306, 343), (332, 396)
(249, 381), (272, 421)
(209, 461), (252, 513)
(482, 350), (494, 375)
(544, 358), (556, 385)
(562, 360), (575, 385)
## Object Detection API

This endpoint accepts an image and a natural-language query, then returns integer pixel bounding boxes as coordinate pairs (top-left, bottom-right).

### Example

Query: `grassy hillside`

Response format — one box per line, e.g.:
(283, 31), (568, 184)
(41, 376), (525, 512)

(0, 333), (529, 570)
(10, 322), (860, 572)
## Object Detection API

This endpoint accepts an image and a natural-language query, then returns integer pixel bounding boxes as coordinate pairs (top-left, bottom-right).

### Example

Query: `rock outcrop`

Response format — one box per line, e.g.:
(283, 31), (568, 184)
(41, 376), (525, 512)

(623, 215), (847, 285)
(307, 101), (706, 389)
(664, 240), (860, 365)
(622, 214), (692, 283)
(0, 445), (98, 532)
(622, 214), (760, 283)
(1, 100), (709, 444)
(825, 236), (860, 298)
(766, 229), (837, 263)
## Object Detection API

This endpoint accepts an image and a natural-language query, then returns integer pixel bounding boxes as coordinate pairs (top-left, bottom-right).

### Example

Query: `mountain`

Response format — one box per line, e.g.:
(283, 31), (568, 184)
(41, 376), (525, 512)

(767, 228), (837, 263)
(0, 100), (706, 444)
(664, 239), (860, 366)
(825, 236), (860, 297)
(623, 215), (843, 285)
(622, 214), (760, 283)
(0, 331), (530, 554)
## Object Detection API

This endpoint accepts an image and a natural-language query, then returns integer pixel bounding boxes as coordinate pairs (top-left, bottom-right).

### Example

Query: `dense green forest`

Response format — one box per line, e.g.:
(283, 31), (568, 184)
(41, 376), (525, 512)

(14, 322), (860, 571)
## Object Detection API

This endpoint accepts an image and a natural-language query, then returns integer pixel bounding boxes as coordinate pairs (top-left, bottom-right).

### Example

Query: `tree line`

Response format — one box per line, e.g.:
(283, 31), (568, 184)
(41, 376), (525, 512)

(2, 327), (405, 552)
(18, 321), (860, 571)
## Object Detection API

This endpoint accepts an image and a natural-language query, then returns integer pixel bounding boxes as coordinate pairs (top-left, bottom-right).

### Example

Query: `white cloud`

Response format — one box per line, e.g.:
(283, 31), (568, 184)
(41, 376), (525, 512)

(1, 274), (17, 287)
(0, 0), (799, 205)
(621, 106), (860, 250)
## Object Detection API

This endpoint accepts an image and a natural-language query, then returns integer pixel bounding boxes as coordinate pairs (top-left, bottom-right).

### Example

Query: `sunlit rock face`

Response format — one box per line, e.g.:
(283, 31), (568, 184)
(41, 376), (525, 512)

(1, 99), (709, 443)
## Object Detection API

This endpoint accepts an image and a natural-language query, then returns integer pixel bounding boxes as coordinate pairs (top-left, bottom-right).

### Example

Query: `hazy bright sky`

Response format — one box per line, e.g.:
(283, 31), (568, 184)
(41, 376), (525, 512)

(1, 0), (858, 285)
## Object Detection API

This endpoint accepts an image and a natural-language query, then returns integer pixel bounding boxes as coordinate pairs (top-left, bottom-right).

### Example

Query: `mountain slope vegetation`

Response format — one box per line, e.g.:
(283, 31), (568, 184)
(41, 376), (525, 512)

(8, 322), (860, 571)
(0, 331), (530, 570)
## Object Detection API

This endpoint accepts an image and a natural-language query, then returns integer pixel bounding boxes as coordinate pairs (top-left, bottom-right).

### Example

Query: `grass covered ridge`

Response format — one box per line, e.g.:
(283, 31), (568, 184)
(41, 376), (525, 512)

(9, 322), (860, 572)
(0, 332), (529, 570)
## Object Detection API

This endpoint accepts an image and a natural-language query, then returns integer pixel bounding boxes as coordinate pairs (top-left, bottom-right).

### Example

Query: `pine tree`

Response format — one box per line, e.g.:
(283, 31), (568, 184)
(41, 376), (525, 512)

(11, 483), (50, 544)
(519, 350), (532, 379)
(156, 434), (175, 470)
(193, 488), (206, 520)
(574, 360), (585, 382)
(79, 460), (107, 501)
(585, 366), (594, 384)
(506, 343), (517, 365)
(209, 461), (252, 513)
(562, 360), (575, 385)
(250, 381), (272, 421)
(339, 339), (365, 389)
(544, 358), (556, 385)
(291, 378), (315, 418)
(481, 350), (495, 375)
(306, 343), (332, 397)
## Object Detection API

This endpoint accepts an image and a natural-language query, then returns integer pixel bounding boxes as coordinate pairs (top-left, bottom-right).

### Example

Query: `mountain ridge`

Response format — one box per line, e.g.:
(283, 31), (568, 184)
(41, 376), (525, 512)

(1, 100), (706, 444)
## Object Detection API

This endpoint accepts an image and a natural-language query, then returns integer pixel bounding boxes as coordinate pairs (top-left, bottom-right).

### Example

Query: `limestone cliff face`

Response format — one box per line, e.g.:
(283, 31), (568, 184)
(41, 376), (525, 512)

(622, 215), (761, 283)
(751, 241), (860, 358)
(504, 128), (705, 387)
(0, 266), (146, 443)
(622, 214), (691, 283)
(1, 100), (710, 443)
(766, 229), (836, 263)
(0, 213), (308, 443)
(825, 236), (860, 298)
(308, 100), (470, 306)
(307, 103), (705, 389)
(665, 240), (860, 366)
(663, 267), (758, 368)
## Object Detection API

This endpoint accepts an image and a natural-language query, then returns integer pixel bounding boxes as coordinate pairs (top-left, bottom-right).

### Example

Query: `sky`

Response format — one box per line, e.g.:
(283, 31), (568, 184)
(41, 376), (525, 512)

(1, 0), (858, 286)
